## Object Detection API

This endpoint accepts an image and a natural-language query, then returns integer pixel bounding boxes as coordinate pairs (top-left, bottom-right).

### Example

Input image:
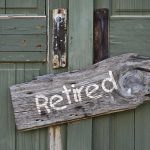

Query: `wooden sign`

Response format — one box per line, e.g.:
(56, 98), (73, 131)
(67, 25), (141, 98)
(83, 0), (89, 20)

(10, 53), (150, 131)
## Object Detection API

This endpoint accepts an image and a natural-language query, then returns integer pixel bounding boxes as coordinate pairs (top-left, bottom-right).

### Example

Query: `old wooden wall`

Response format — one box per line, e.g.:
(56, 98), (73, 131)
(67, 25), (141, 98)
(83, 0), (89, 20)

(0, 0), (48, 150)
(0, 0), (150, 150)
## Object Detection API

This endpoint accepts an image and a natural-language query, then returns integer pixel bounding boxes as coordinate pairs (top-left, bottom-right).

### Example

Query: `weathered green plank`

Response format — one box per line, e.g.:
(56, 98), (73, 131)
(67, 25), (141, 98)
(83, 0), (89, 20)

(0, 0), (5, 13)
(135, 102), (150, 150)
(0, 17), (46, 34)
(92, 103), (134, 150)
(112, 0), (149, 15)
(0, 52), (46, 62)
(0, 0), (5, 8)
(67, 120), (92, 150)
(93, 1), (111, 150)
(68, 0), (93, 70)
(48, 0), (68, 149)
(6, 0), (45, 15)
(67, 0), (93, 150)
(6, 0), (37, 8)
(111, 111), (134, 150)
(16, 63), (48, 150)
(92, 116), (110, 150)
(0, 35), (46, 52)
(94, 0), (110, 9)
(0, 64), (16, 150)
(49, 0), (68, 9)
(110, 17), (150, 57)
(143, 0), (150, 15)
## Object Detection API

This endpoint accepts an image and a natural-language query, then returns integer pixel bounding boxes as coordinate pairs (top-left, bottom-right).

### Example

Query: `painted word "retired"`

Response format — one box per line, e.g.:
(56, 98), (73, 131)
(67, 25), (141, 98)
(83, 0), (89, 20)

(35, 71), (118, 115)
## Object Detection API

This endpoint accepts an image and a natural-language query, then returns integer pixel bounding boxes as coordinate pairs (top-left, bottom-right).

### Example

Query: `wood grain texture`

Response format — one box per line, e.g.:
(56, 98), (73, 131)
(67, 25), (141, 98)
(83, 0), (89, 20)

(0, 18), (46, 34)
(111, 111), (134, 150)
(0, 0), (5, 13)
(0, 65), (16, 150)
(49, 126), (66, 150)
(67, 0), (93, 149)
(0, 52), (46, 62)
(0, 35), (46, 52)
(48, 1), (69, 150)
(93, 2), (111, 150)
(94, 0), (110, 10)
(0, 0), (5, 8)
(94, 9), (109, 63)
(15, 63), (48, 150)
(112, 0), (150, 15)
(10, 53), (150, 131)
(92, 116), (110, 150)
(135, 102), (150, 150)
(110, 17), (150, 57)
(6, 0), (37, 8)
(6, 0), (45, 15)
(68, 0), (93, 70)
(67, 120), (92, 150)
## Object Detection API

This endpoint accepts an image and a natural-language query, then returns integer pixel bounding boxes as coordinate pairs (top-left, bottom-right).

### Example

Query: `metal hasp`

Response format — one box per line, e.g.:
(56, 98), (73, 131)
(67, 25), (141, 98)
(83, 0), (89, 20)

(94, 9), (109, 63)
(52, 9), (67, 69)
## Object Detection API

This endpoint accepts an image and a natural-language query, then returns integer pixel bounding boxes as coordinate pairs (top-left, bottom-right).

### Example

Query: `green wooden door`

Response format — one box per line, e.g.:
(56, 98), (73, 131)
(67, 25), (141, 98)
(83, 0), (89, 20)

(0, 0), (150, 150)
(94, 1), (150, 150)
(0, 0), (48, 150)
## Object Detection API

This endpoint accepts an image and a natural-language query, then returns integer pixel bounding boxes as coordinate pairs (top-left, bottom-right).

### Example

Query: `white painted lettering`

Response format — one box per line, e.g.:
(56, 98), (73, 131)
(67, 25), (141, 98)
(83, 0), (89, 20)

(35, 95), (50, 115)
(86, 84), (102, 99)
(50, 95), (67, 111)
(101, 71), (118, 93)
(62, 85), (72, 104)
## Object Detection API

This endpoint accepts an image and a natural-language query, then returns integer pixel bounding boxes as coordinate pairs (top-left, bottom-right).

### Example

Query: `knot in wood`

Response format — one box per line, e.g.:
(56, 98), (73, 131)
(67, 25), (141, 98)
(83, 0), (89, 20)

(118, 70), (144, 98)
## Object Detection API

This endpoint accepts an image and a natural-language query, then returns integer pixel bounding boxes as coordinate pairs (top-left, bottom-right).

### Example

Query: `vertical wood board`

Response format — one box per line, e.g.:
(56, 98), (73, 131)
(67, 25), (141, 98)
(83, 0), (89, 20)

(67, 0), (93, 150)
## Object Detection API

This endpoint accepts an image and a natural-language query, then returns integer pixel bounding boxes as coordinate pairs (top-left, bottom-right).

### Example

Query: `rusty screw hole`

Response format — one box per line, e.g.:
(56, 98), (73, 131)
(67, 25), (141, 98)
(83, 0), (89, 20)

(26, 91), (33, 95)
(53, 63), (57, 66)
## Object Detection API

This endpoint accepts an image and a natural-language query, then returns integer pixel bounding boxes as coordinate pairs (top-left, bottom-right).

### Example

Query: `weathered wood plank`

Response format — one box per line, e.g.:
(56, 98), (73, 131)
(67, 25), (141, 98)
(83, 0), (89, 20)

(0, 0), (5, 8)
(112, 0), (150, 15)
(10, 53), (150, 131)
(6, 0), (37, 8)
(0, 52), (46, 62)
(94, 9), (109, 63)
(0, 18), (46, 34)
(0, 35), (46, 52)
(93, 2), (111, 150)
(0, 0), (5, 14)
(92, 116), (110, 150)
(67, 0), (93, 149)
(52, 9), (67, 69)
(135, 101), (150, 150)
(48, 1), (69, 150)
(67, 120), (92, 150)
(110, 17), (150, 57)
(68, 0), (93, 70)
(0, 65), (16, 150)
(111, 111), (134, 150)
(6, 0), (45, 15)
(15, 64), (48, 150)
(49, 126), (66, 150)
(94, 0), (110, 11)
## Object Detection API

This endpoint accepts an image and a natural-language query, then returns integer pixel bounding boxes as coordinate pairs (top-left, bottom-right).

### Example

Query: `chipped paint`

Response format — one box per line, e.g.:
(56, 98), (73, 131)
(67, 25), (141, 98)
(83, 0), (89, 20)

(52, 9), (67, 69)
